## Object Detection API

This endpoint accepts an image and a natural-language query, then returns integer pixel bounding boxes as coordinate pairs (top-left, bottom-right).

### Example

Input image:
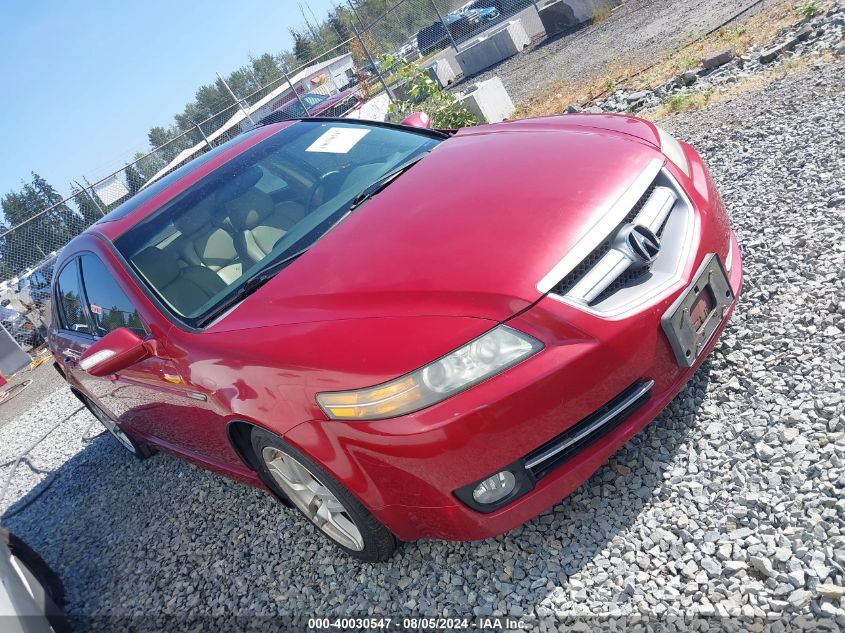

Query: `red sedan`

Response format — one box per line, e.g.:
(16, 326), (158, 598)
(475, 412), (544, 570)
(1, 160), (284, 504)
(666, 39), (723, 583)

(49, 115), (741, 561)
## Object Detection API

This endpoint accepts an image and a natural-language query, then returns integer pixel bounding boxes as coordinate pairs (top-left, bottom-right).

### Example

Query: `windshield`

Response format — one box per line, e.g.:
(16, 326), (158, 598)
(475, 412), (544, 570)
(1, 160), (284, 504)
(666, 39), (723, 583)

(275, 93), (328, 118)
(114, 121), (441, 327)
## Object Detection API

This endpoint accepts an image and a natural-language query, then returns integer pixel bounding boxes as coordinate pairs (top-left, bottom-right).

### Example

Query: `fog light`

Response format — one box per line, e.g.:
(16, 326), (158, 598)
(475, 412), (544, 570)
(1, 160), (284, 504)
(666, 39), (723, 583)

(472, 471), (516, 504)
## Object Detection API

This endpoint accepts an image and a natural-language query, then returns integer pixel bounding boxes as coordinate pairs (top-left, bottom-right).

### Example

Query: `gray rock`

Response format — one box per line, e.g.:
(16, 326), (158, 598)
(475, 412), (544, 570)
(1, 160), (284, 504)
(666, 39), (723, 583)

(702, 47), (736, 70)
(750, 556), (778, 578)
(787, 589), (813, 609)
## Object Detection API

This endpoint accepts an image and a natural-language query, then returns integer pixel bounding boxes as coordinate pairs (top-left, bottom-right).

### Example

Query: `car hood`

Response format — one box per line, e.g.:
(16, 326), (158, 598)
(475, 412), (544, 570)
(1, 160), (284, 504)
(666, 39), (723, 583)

(213, 115), (664, 333)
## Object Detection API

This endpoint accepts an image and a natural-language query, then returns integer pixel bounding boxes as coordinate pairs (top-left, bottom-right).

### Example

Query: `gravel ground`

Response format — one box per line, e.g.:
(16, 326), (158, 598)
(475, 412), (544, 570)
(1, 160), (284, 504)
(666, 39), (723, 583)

(1, 57), (844, 630)
(454, 0), (785, 104)
(0, 360), (65, 430)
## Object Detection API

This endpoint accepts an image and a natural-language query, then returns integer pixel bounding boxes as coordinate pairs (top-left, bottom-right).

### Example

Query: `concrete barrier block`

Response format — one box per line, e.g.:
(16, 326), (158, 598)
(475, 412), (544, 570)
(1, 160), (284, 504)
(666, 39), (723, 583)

(538, 0), (620, 37)
(455, 21), (530, 77)
(429, 47), (460, 79)
(424, 58), (458, 86)
(514, 5), (547, 41)
(456, 77), (515, 123)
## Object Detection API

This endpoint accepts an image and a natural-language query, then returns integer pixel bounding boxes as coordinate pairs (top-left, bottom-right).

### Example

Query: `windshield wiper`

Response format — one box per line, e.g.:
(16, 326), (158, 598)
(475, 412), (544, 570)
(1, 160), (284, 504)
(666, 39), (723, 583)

(196, 248), (309, 327)
(347, 154), (428, 213)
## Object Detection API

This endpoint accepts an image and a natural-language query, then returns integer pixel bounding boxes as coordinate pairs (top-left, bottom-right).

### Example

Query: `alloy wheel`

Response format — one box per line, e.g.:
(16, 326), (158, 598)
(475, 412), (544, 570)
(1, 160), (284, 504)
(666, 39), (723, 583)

(261, 446), (364, 551)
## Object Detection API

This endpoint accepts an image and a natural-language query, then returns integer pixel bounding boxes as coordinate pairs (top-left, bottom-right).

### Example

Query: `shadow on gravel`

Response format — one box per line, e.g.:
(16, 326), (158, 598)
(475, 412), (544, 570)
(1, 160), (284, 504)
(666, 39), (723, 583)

(1, 362), (711, 620)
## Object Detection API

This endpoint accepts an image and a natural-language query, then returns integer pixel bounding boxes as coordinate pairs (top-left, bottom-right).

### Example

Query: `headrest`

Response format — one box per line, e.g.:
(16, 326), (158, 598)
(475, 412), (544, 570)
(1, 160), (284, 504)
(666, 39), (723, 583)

(174, 197), (219, 235)
(216, 165), (264, 204)
(227, 190), (275, 230)
(132, 247), (179, 288)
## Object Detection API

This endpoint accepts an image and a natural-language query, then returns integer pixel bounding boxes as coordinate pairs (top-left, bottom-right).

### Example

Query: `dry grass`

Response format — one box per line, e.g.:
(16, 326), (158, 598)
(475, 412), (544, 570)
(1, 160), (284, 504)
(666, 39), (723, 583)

(663, 89), (714, 113)
(641, 52), (822, 120)
(592, 4), (613, 24)
(516, 0), (825, 119)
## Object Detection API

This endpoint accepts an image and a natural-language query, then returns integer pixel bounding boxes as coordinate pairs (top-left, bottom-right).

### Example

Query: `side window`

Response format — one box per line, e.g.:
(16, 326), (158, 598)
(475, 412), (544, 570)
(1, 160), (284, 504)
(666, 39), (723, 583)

(79, 254), (147, 337)
(56, 260), (91, 334)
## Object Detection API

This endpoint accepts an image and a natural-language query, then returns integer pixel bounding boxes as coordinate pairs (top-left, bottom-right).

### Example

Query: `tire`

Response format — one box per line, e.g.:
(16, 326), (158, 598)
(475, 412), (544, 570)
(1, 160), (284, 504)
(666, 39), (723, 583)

(4, 530), (70, 633)
(81, 395), (155, 460)
(250, 427), (397, 562)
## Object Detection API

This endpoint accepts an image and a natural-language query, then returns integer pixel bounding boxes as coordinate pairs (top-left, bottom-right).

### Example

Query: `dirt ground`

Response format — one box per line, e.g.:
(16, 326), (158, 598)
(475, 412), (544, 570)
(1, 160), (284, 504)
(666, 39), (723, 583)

(454, 0), (784, 104)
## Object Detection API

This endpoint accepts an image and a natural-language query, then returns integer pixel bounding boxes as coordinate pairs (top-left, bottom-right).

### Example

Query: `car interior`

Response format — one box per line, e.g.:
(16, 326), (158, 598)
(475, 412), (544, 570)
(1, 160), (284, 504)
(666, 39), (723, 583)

(122, 122), (439, 321)
(130, 162), (308, 316)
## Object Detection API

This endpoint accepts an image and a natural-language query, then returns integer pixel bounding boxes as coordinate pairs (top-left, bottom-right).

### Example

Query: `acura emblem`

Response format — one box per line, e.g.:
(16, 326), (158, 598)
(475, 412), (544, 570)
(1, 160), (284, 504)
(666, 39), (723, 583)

(623, 224), (661, 266)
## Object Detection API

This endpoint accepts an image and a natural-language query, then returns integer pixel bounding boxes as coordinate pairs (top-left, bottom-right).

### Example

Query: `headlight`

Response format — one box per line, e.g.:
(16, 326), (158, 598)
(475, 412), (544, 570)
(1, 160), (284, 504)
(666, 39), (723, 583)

(654, 125), (691, 178)
(317, 325), (543, 420)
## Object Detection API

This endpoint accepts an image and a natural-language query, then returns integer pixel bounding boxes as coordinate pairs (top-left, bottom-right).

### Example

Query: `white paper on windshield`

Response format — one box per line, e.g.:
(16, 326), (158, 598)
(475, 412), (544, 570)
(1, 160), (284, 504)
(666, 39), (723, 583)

(306, 127), (370, 154)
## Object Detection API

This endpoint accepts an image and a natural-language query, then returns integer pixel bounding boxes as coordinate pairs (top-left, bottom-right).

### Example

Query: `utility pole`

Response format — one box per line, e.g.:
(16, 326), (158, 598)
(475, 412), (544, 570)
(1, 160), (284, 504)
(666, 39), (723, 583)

(428, 0), (459, 52)
(217, 72), (255, 125)
(75, 179), (106, 216)
(299, 2), (323, 44)
(282, 66), (308, 115)
(350, 22), (393, 102)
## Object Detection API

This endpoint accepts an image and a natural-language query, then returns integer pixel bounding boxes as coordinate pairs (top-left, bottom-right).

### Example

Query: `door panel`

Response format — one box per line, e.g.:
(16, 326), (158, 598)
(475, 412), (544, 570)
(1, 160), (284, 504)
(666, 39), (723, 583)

(74, 253), (239, 465)
(73, 254), (181, 440)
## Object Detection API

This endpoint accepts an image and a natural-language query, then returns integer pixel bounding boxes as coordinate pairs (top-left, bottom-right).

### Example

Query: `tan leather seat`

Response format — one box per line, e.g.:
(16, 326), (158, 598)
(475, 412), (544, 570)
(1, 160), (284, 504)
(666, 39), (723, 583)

(132, 247), (226, 316)
(216, 164), (305, 263)
(227, 194), (305, 263)
(174, 198), (243, 283)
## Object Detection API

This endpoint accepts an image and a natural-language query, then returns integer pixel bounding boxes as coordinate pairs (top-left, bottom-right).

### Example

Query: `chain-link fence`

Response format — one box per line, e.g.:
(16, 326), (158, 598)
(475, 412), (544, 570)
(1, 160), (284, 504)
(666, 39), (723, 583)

(0, 0), (550, 362)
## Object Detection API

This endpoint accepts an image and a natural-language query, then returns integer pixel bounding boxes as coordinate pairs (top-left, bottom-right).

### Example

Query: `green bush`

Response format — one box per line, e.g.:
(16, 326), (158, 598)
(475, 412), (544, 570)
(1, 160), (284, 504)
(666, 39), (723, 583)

(383, 56), (479, 129)
(798, 0), (822, 19)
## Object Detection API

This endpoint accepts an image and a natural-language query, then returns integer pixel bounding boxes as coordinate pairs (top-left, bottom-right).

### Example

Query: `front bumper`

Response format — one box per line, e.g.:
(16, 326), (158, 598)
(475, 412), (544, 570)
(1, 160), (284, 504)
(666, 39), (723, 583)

(284, 153), (743, 542)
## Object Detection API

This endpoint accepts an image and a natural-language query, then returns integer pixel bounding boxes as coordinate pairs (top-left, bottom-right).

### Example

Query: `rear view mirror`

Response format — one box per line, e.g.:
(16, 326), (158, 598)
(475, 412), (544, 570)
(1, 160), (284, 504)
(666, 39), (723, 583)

(400, 112), (432, 129)
(79, 328), (151, 377)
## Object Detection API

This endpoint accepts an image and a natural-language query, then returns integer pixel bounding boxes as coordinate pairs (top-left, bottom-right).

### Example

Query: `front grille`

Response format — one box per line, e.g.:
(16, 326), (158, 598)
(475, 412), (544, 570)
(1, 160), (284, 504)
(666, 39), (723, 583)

(524, 380), (653, 480)
(326, 96), (358, 118)
(553, 182), (657, 297)
(548, 165), (692, 313)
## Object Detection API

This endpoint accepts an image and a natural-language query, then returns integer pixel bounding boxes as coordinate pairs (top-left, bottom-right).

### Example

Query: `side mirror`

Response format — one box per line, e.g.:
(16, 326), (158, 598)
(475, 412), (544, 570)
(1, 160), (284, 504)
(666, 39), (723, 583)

(400, 111), (432, 129)
(79, 328), (151, 377)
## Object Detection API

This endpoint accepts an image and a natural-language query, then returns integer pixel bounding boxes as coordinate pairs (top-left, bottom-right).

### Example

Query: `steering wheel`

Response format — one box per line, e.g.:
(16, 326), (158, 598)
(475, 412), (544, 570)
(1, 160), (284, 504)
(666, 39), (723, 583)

(305, 170), (346, 213)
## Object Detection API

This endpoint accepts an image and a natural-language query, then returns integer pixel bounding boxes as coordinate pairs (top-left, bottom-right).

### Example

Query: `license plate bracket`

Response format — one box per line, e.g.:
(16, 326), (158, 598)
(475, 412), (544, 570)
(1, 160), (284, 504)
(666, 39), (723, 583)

(661, 254), (733, 367)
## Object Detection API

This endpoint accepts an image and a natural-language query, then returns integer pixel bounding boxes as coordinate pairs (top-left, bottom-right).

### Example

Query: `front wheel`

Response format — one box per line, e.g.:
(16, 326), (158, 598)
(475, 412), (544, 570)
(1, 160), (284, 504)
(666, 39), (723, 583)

(82, 395), (155, 460)
(251, 427), (396, 562)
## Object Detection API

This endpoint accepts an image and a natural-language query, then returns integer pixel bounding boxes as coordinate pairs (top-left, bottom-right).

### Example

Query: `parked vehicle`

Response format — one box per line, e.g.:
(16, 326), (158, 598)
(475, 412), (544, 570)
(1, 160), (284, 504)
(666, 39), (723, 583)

(416, 10), (481, 55)
(460, 1), (502, 22)
(476, 6), (501, 22)
(17, 257), (56, 311)
(0, 528), (67, 632)
(16, 255), (57, 333)
(397, 38), (421, 63)
(257, 90), (363, 126)
(0, 306), (42, 350)
(49, 114), (742, 562)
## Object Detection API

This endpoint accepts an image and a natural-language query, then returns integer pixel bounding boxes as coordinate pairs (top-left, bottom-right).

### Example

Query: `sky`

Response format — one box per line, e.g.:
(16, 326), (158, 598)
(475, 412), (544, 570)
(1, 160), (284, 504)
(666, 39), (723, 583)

(0, 0), (339, 202)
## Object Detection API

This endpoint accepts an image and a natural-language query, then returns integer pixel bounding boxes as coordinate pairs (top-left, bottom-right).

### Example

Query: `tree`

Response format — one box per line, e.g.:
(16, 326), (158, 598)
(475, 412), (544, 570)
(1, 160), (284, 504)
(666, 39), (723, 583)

(148, 126), (173, 149)
(123, 163), (146, 196)
(138, 0), (428, 165)
(250, 53), (283, 87)
(327, 7), (353, 41)
(71, 187), (105, 227)
(290, 28), (316, 65)
(0, 173), (80, 279)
